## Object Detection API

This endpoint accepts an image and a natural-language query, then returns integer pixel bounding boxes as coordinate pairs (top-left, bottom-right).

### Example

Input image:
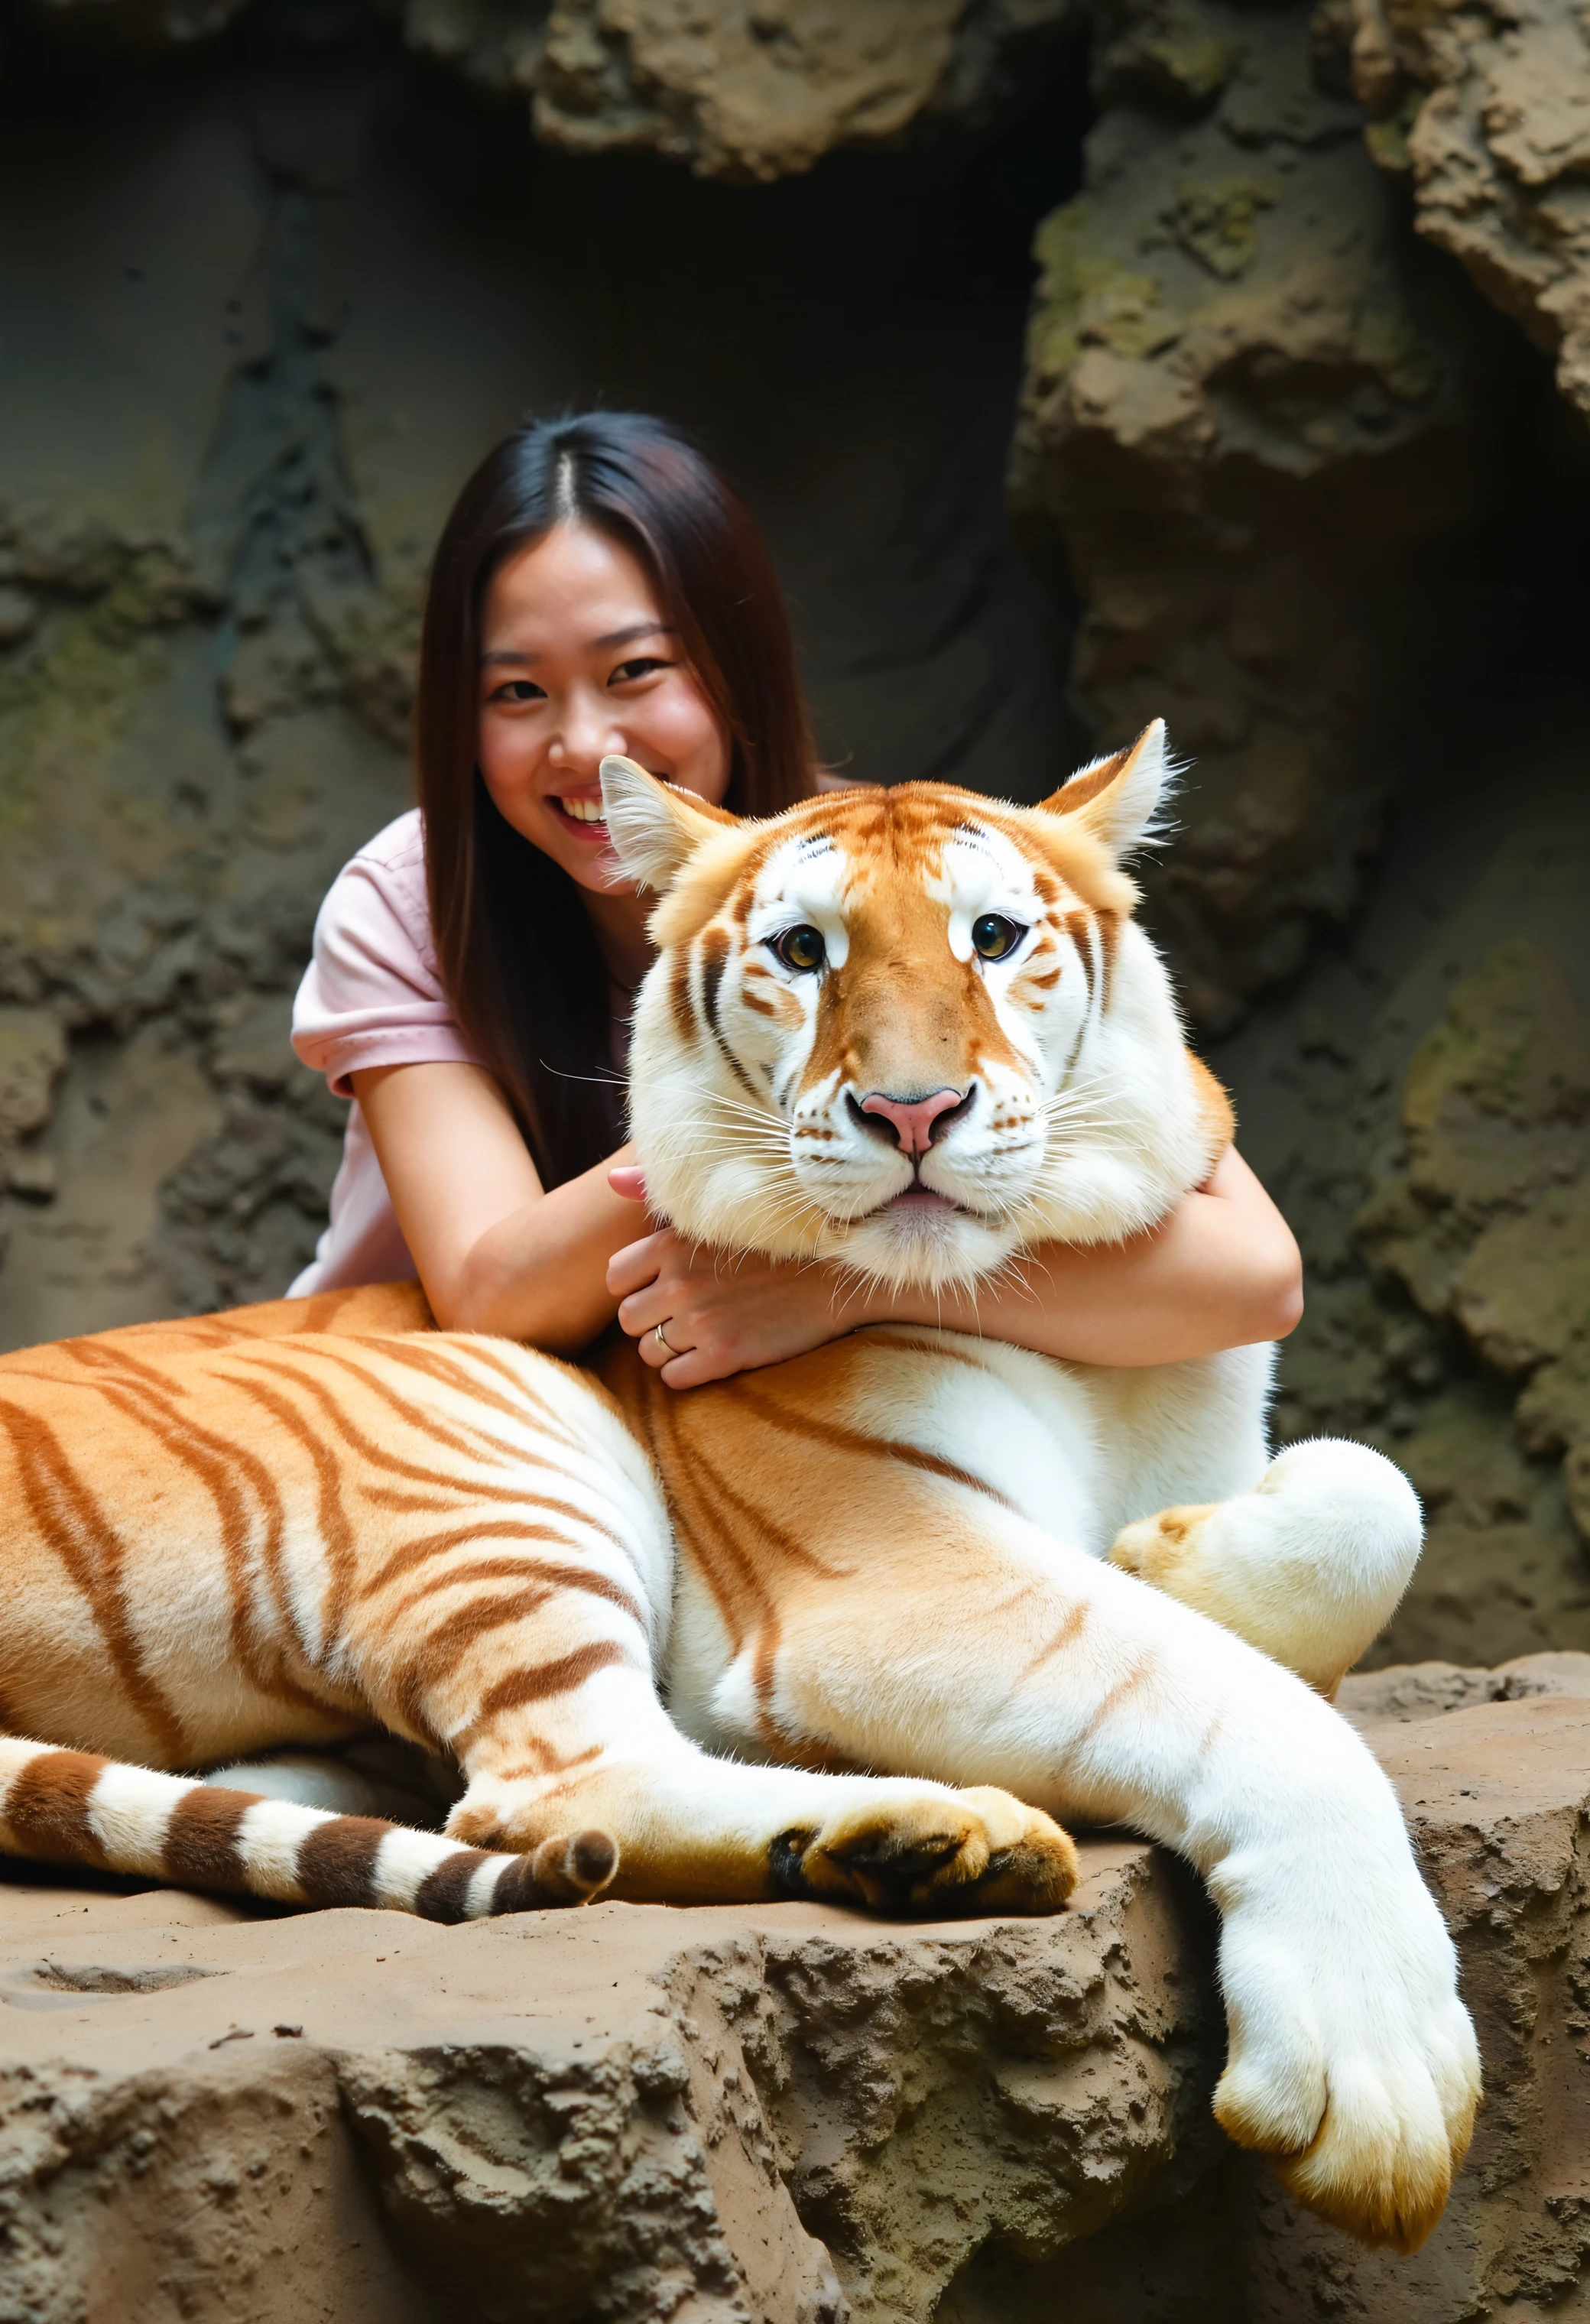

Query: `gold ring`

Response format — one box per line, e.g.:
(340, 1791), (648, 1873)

(654, 1323), (678, 1356)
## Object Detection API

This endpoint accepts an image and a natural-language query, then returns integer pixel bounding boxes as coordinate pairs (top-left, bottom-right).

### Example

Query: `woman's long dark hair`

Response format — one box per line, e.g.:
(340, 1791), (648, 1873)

(417, 412), (816, 1190)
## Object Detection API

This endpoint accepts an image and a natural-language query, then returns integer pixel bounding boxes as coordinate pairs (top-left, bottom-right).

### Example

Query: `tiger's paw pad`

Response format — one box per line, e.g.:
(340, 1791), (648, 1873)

(771, 1784), (1077, 1917)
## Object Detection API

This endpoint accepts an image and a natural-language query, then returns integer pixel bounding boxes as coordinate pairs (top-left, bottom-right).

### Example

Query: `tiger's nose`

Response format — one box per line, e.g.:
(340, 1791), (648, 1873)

(858, 1088), (967, 1155)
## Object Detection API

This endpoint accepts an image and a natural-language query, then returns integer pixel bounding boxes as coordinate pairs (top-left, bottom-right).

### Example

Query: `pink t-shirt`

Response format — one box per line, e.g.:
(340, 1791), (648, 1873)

(288, 810), (477, 1295)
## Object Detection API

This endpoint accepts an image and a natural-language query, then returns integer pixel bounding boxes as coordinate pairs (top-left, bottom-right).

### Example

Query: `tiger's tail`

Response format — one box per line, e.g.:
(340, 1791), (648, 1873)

(0, 1736), (616, 1919)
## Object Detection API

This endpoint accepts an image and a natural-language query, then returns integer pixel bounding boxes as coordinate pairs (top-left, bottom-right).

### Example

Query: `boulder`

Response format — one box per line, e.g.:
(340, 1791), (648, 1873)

(945, 1662), (1590, 2318)
(1235, 1658), (1590, 2319)
(0, 1839), (1221, 2322)
(1350, 0), (1590, 426)
(456, 0), (1082, 181)
(1007, 0), (1485, 1024)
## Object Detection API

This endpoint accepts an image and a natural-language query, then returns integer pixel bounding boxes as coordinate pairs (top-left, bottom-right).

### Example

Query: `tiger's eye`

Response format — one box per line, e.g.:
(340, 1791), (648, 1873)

(972, 914), (1023, 962)
(775, 923), (826, 973)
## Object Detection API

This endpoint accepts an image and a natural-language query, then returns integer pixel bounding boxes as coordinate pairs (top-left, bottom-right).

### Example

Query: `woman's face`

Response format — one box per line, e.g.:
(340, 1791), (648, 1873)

(477, 521), (732, 895)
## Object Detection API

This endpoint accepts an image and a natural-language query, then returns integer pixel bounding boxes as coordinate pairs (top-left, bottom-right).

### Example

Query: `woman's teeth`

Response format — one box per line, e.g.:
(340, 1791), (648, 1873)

(559, 798), (606, 824)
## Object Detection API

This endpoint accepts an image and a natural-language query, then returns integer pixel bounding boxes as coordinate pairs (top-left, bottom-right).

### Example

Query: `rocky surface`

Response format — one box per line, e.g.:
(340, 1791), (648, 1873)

(1338, 1643), (1590, 1725)
(1358, 939), (1590, 1547)
(1351, 0), (1590, 426)
(7, 1667), (1590, 2319)
(0, 1839), (1221, 2323)
(1247, 1657), (1590, 2319)
(430, 0), (1084, 183)
(952, 1660), (1590, 2319)
(23, 0), (1084, 181)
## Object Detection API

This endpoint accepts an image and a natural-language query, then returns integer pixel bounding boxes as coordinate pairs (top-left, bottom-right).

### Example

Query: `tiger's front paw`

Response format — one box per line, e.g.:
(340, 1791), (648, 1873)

(771, 1783), (1078, 1917)
(1211, 1846), (1481, 2251)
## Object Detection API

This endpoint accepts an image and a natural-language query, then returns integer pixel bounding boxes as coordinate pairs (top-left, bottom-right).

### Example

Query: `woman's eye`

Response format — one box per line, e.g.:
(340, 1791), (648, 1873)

(493, 679), (546, 704)
(972, 914), (1024, 962)
(774, 924), (826, 973)
(610, 657), (670, 684)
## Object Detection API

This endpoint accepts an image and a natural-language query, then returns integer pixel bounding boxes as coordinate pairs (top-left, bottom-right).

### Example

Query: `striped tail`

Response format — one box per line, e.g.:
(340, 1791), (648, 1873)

(0, 1738), (617, 1920)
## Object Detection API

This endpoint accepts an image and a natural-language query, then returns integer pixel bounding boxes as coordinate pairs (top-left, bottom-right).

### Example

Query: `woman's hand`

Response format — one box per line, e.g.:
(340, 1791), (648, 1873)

(608, 1203), (866, 1389)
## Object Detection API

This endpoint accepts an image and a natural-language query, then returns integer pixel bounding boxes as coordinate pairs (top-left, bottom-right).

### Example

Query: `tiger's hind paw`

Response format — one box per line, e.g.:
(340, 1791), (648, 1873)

(771, 1783), (1077, 1917)
(1108, 1502), (1214, 1589)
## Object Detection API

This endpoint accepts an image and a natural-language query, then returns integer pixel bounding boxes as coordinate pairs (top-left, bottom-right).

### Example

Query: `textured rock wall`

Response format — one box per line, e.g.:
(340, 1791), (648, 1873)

(1214, 670), (1590, 1667)
(1351, 0), (1590, 424)
(1, 0), (1587, 1654)
(1004, 0), (1583, 1028)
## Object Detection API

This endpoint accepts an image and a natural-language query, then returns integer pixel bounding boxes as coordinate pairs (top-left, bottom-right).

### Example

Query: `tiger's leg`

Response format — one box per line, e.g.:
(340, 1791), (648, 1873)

(0, 1321), (1069, 1920)
(1106, 1439), (1422, 1693)
(411, 1609), (1078, 1918)
(720, 1494), (1477, 2257)
(285, 1341), (1078, 1914)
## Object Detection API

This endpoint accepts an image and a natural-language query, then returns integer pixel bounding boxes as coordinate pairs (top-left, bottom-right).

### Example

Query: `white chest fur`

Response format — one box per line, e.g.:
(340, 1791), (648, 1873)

(832, 1329), (1274, 1550)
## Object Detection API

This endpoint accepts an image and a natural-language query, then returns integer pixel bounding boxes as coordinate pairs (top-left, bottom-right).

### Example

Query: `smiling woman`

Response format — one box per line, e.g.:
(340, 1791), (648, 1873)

(287, 409), (1303, 1385)
(290, 413), (811, 1305)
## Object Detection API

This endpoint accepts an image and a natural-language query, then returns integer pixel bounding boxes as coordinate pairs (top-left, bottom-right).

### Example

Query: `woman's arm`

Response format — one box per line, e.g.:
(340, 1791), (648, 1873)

(352, 1061), (635, 1351)
(355, 1057), (1301, 1378)
(608, 1146), (1303, 1388)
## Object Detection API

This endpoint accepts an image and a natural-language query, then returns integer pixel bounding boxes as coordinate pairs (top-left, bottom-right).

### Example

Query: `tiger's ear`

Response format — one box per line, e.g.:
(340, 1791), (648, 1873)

(1037, 720), (1176, 858)
(600, 755), (740, 894)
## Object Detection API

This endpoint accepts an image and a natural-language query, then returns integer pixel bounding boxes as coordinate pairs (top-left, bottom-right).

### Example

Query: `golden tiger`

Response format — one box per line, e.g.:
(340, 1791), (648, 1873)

(0, 725), (1478, 2251)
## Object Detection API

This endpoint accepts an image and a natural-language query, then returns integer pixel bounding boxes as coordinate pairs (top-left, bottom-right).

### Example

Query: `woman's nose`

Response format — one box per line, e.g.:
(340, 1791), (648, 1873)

(550, 687), (625, 768)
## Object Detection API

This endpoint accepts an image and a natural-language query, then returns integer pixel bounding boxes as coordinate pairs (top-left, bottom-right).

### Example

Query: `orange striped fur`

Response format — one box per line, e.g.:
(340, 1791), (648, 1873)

(0, 1295), (1072, 1921)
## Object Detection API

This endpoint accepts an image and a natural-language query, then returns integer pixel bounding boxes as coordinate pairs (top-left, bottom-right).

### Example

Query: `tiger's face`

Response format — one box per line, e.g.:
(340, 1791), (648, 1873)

(605, 722), (1229, 1290)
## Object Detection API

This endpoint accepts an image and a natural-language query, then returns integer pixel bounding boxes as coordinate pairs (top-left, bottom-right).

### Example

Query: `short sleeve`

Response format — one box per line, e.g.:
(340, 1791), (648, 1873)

(291, 810), (479, 1098)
